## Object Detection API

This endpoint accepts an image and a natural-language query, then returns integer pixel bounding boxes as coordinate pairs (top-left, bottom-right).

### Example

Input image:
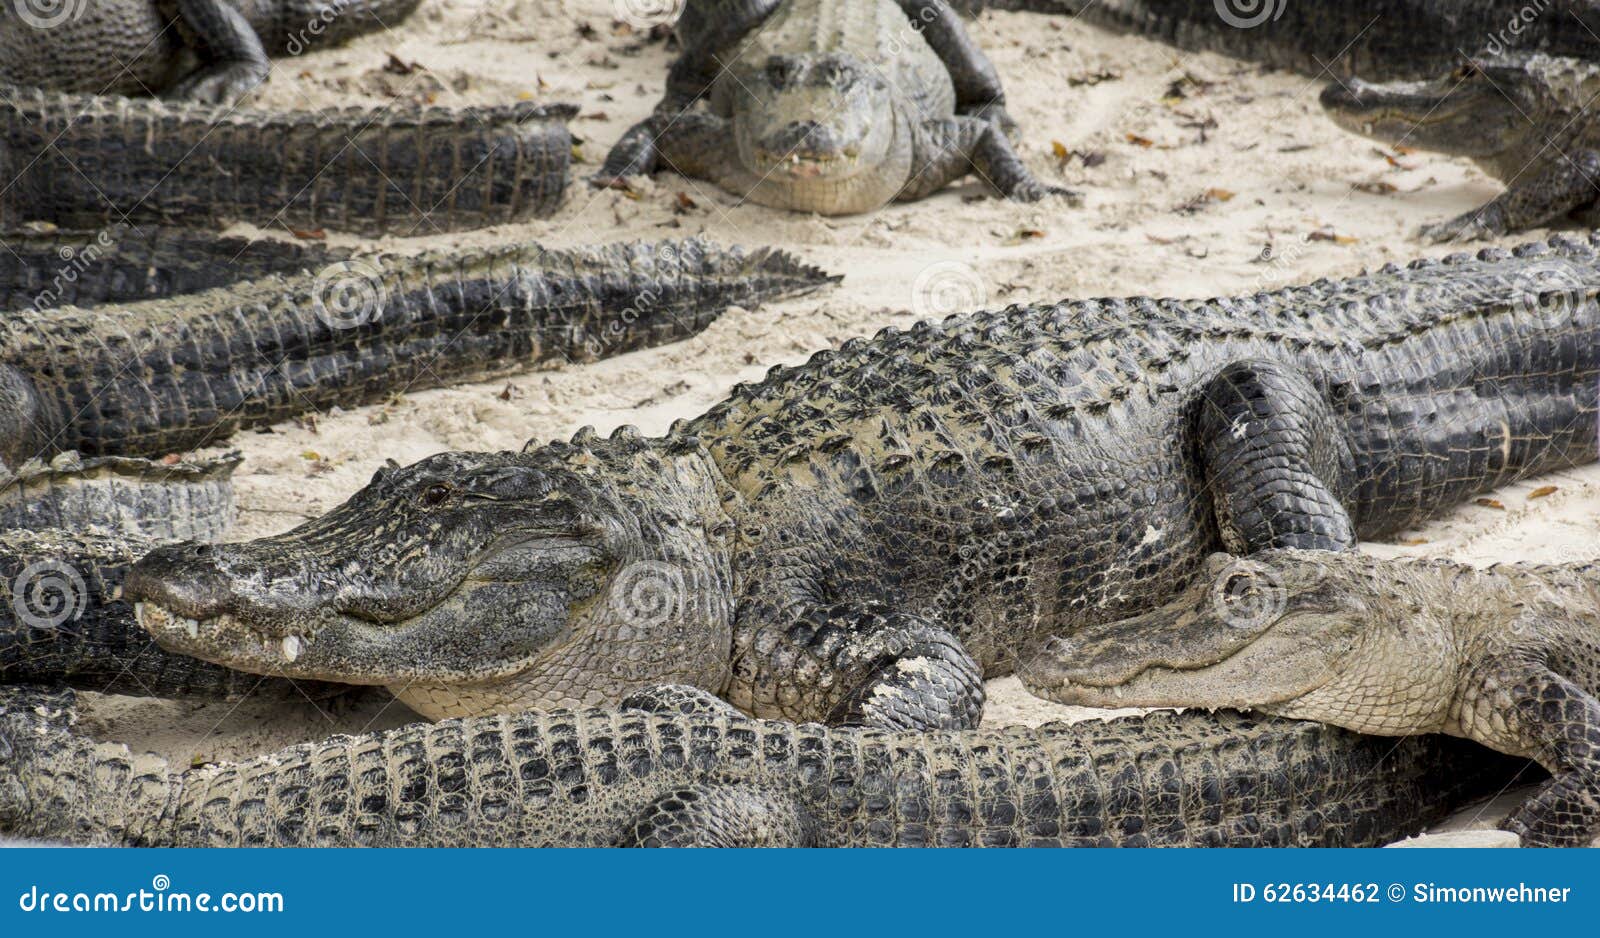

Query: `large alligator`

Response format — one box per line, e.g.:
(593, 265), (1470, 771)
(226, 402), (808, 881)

(1321, 53), (1600, 242)
(0, 682), (1524, 847)
(1, 90), (575, 235)
(1020, 549), (1600, 847)
(0, 0), (422, 104)
(598, 0), (1070, 214)
(130, 235), (1600, 730)
(963, 1), (1600, 81)
(0, 231), (833, 700)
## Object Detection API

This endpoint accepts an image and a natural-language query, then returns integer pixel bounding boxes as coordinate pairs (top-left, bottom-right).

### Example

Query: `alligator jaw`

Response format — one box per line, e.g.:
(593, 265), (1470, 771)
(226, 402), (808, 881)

(135, 602), (327, 678)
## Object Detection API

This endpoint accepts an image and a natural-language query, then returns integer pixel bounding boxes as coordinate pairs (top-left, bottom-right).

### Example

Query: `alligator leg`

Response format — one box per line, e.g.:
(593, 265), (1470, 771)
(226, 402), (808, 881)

(620, 787), (811, 847)
(900, 117), (1077, 203)
(165, 0), (272, 105)
(1422, 151), (1600, 243)
(651, 112), (766, 193)
(1462, 652), (1600, 847)
(595, 0), (780, 184)
(731, 603), (985, 731)
(1195, 360), (1356, 552)
(894, 0), (1018, 136)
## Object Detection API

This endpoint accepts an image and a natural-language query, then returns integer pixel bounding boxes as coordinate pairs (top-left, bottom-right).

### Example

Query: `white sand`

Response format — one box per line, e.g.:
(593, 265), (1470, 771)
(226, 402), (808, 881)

(77, 0), (1600, 842)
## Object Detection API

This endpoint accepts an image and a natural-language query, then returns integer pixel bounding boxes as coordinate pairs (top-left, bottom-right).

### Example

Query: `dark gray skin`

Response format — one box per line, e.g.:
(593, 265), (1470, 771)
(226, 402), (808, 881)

(597, 0), (1071, 214)
(0, 683), (1525, 847)
(1, 90), (575, 235)
(0, 0), (422, 104)
(129, 235), (1600, 733)
(1322, 54), (1600, 243)
(966, 0), (1600, 81)
(1021, 549), (1600, 847)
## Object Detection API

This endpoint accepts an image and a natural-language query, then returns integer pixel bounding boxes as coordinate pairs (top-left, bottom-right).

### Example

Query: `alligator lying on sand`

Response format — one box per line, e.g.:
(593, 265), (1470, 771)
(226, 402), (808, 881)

(1322, 54), (1600, 242)
(598, 0), (1070, 214)
(0, 0), (421, 104)
(1021, 549), (1600, 847)
(0, 682), (1525, 846)
(963, 1), (1600, 81)
(1, 91), (575, 235)
(0, 232), (833, 700)
(130, 235), (1600, 731)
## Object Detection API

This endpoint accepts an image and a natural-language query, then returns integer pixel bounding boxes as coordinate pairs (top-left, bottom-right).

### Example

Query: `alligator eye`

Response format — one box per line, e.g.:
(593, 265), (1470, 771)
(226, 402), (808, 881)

(420, 483), (452, 507)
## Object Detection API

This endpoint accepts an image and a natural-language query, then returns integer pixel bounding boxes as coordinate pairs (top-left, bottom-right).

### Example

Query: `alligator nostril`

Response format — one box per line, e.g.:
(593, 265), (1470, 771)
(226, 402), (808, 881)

(124, 543), (233, 621)
(190, 544), (212, 558)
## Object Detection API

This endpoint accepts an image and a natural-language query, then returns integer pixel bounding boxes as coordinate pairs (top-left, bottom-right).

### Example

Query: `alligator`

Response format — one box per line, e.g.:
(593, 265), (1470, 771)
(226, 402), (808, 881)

(1, 224), (350, 313)
(0, 0), (422, 104)
(1321, 53), (1600, 243)
(129, 234), (1600, 731)
(0, 236), (838, 475)
(961, 1), (1600, 81)
(0, 531), (344, 701)
(0, 451), (241, 543)
(597, 0), (1071, 214)
(0, 682), (1526, 846)
(1019, 549), (1600, 847)
(1, 89), (576, 235)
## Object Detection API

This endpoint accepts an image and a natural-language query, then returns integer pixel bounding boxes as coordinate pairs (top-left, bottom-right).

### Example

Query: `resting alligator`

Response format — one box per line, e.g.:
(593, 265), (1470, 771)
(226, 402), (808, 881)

(963, 1), (1600, 81)
(597, 0), (1070, 214)
(1, 90), (575, 235)
(1322, 54), (1600, 243)
(0, 228), (835, 701)
(1021, 549), (1600, 847)
(0, 682), (1524, 846)
(0, 0), (421, 104)
(128, 235), (1600, 731)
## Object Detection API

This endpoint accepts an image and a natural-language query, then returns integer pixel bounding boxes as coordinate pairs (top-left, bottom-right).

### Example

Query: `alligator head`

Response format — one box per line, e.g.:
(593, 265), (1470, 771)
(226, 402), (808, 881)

(730, 53), (898, 186)
(125, 429), (737, 719)
(1319, 57), (1544, 160)
(1018, 551), (1380, 713)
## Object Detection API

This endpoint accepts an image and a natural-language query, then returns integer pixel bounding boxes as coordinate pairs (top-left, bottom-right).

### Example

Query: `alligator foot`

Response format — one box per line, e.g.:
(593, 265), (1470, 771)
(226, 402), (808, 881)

(1482, 666), (1600, 848)
(165, 61), (270, 106)
(621, 786), (811, 848)
(1420, 204), (1511, 244)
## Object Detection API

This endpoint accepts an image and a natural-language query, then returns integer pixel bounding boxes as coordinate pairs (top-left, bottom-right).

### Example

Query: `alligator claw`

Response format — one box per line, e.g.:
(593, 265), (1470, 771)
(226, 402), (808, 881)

(166, 62), (270, 107)
(1419, 206), (1508, 244)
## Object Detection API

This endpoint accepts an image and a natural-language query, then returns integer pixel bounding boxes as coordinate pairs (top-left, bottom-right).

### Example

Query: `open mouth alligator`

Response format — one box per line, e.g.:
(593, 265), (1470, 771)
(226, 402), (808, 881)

(1322, 53), (1600, 243)
(0, 682), (1526, 847)
(1022, 549), (1600, 846)
(128, 235), (1600, 733)
(598, 0), (1072, 214)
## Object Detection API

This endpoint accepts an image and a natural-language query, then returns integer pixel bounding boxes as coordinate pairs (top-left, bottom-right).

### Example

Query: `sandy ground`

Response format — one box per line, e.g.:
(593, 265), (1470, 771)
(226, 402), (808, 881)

(71, 0), (1600, 843)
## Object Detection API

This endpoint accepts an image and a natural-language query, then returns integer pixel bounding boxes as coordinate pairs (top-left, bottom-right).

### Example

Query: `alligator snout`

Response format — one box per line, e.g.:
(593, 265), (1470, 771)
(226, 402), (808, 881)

(124, 543), (236, 622)
(763, 121), (846, 160)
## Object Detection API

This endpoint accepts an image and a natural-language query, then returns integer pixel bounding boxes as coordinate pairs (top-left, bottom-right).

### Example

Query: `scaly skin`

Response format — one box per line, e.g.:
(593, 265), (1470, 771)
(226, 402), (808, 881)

(0, 226), (351, 313)
(0, 452), (241, 543)
(0, 533), (345, 700)
(0, 683), (1523, 847)
(0, 89), (575, 235)
(598, 0), (1070, 214)
(0, 238), (838, 473)
(1322, 53), (1600, 242)
(130, 235), (1600, 731)
(0, 0), (422, 103)
(1020, 549), (1600, 847)
(968, 0), (1600, 81)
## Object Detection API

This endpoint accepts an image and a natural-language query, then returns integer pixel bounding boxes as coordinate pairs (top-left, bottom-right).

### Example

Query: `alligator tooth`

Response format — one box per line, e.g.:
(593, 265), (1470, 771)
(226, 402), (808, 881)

(185, 617), (198, 639)
(282, 635), (302, 663)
